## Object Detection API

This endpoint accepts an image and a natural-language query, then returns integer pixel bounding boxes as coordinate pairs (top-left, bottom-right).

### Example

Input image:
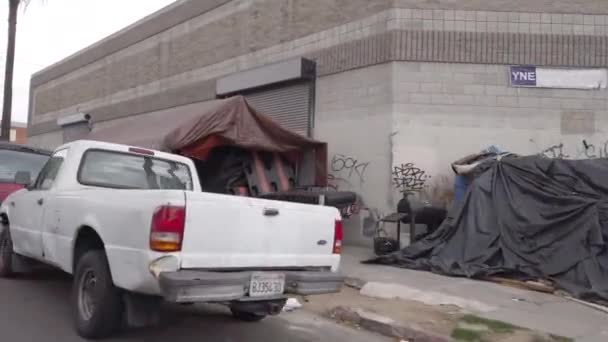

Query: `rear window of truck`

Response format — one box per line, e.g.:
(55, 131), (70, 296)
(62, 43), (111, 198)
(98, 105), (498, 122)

(78, 149), (193, 190)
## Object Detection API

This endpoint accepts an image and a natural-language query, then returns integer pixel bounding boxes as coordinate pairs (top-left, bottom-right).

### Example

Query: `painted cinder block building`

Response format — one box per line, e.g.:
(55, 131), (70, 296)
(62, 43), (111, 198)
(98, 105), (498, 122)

(28, 0), (608, 246)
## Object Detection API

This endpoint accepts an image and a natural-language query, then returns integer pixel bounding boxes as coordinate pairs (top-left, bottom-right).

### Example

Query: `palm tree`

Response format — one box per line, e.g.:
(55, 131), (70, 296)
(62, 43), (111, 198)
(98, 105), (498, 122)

(1, 0), (28, 141)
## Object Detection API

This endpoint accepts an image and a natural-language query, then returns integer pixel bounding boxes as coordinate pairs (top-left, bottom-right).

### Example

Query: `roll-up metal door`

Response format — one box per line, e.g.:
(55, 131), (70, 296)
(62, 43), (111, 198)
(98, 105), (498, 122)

(243, 81), (313, 137)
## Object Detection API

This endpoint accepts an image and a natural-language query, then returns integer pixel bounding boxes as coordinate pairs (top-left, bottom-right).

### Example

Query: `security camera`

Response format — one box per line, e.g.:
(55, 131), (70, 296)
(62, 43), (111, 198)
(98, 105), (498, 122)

(57, 112), (91, 127)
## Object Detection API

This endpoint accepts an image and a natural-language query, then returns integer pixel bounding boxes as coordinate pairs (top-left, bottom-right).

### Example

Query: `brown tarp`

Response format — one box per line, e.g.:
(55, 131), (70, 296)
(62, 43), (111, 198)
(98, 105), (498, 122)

(86, 96), (328, 186)
(87, 99), (227, 150)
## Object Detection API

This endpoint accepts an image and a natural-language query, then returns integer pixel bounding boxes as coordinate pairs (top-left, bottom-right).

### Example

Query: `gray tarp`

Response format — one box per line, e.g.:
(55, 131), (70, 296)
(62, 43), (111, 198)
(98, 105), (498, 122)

(367, 156), (608, 303)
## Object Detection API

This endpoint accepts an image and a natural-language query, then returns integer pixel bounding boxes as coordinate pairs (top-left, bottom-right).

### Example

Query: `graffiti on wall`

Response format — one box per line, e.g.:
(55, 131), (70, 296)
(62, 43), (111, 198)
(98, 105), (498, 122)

(579, 140), (608, 159)
(537, 140), (608, 159)
(331, 154), (370, 183)
(327, 154), (371, 190)
(392, 163), (431, 194)
(539, 143), (570, 159)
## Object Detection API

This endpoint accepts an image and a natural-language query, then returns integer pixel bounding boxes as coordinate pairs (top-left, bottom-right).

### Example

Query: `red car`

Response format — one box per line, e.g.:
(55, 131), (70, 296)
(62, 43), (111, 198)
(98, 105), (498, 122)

(0, 142), (51, 202)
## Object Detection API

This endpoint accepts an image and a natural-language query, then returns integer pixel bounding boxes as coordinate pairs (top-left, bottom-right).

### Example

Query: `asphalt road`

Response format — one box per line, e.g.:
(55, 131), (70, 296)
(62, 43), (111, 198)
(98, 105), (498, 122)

(0, 270), (386, 342)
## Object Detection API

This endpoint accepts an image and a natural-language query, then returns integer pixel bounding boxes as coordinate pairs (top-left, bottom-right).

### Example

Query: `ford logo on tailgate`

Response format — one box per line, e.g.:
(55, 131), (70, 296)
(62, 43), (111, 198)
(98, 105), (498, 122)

(317, 240), (327, 246)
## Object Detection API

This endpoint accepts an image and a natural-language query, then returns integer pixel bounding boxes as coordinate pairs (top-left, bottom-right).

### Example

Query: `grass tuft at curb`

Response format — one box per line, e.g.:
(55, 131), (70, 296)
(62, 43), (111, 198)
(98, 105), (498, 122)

(328, 306), (451, 342)
(451, 315), (573, 342)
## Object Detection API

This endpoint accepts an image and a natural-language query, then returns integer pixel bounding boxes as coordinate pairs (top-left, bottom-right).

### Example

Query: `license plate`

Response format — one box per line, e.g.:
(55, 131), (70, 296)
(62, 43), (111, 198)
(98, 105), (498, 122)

(249, 273), (285, 297)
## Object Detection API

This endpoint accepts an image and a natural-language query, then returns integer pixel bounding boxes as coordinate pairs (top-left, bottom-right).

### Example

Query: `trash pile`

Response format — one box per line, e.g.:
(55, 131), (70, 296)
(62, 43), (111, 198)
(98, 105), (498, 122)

(87, 95), (357, 217)
(450, 145), (513, 204)
(367, 153), (608, 303)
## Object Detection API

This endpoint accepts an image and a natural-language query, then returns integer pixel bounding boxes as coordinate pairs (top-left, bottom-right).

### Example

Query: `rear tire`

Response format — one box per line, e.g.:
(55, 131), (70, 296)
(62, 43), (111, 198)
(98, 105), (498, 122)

(72, 250), (123, 339)
(230, 308), (267, 322)
(0, 228), (14, 277)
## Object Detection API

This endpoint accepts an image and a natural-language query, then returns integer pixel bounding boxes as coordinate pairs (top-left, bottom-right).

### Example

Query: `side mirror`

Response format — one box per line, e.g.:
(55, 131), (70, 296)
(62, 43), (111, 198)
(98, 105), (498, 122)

(14, 171), (31, 187)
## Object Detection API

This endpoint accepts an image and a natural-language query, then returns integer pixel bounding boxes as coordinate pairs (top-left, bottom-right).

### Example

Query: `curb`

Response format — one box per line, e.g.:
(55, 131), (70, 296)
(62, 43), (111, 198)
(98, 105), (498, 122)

(344, 276), (367, 290)
(328, 306), (452, 342)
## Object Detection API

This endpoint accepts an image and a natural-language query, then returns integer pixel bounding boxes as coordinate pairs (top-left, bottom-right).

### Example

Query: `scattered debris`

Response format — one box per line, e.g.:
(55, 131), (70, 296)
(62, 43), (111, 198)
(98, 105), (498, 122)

(306, 287), (457, 336)
(283, 298), (303, 312)
(486, 277), (555, 294)
(344, 276), (367, 290)
(367, 156), (608, 304)
(328, 306), (450, 342)
(305, 287), (572, 342)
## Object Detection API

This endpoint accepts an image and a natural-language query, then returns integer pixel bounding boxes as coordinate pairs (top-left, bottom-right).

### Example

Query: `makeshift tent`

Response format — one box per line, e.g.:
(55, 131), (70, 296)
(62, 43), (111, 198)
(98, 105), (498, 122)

(87, 96), (328, 187)
(367, 156), (608, 302)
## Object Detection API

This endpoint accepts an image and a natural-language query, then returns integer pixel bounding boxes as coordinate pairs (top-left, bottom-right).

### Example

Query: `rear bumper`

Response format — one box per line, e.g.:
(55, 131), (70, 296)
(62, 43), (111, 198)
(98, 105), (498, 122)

(158, 270), (344, 303)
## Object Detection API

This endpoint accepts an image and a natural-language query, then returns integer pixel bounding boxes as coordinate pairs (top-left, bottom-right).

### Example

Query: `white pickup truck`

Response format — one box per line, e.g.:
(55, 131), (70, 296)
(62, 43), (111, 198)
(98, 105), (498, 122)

(0, 140), (344, 338)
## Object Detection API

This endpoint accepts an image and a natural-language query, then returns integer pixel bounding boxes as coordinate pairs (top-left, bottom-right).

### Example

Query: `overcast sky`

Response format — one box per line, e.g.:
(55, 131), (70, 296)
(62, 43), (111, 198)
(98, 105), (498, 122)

(0, 0), (176, 123)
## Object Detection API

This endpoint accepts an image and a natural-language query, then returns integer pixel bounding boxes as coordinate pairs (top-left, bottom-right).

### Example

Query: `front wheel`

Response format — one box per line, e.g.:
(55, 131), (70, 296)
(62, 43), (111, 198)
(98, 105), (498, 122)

(72, 250), (123, 339)
(230, 308), (267, 322)
(0, 228), (14, 277)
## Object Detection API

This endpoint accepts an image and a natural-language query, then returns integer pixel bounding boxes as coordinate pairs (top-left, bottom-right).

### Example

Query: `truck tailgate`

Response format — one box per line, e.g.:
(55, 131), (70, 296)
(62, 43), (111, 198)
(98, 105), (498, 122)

(180, 192), (340, 270)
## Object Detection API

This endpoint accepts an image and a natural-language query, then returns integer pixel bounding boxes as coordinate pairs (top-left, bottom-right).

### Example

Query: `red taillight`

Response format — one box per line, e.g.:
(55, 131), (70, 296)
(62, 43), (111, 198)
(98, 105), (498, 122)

(129, 147), (155, 156)
(150, 206), (185, 252)
(333, 220), (343, 254)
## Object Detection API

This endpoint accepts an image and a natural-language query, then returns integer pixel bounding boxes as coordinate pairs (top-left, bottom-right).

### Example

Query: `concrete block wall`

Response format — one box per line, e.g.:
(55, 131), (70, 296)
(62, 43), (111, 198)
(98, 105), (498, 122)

(27, 130), (63, 149)
(392, 0), (608, 14)
(29, 0), (608, 141)
(315, 61), (608, 246)
(29, 0), (392, 130)
(391, 61), (608, 195)
(315, 64), (394, 247)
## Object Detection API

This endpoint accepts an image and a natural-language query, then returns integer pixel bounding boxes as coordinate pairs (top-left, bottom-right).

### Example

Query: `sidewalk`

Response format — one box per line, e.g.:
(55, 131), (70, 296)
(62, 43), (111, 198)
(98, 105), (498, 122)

(339, 246), (608, 341)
